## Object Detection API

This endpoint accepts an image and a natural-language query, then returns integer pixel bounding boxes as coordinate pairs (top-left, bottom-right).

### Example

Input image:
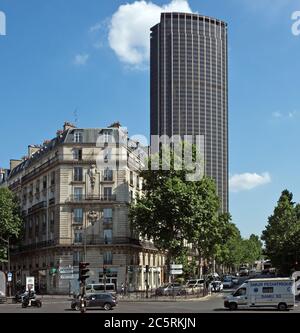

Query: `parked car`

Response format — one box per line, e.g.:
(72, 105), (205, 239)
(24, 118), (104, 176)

(71, 293), (117, 311)
(249, 269), (257, 277)
(222, 276), (234, 289)
(230, 275), (239, 285)
(210, 280), (223, 292)
(185, 279), (205, 294)
(85, 283), (116, 296)
(155, 283), (184, 296)
(239, 268), (249, 277)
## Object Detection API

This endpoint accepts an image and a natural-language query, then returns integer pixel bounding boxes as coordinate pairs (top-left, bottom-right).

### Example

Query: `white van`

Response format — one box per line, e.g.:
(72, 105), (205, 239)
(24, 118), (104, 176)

(185, 279), (205, 294)
(86, 283), (116, 295)
(224, 278), (295, 311)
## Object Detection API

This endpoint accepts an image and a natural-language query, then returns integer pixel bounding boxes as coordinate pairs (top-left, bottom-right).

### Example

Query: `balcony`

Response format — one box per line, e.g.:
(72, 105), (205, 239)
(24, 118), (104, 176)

(22, 156), (59, 184)
(49, 198), (55, 206)
(11, 239), (56, 253)
(28, 201), (47, 214)
(84, 236), (156, 249)
(67, 194), (117, 203)
(103, 217), (113, 224)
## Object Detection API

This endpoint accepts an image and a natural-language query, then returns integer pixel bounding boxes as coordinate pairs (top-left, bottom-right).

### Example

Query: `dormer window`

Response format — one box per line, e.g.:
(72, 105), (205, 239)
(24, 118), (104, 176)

(74, 131), (83, 143)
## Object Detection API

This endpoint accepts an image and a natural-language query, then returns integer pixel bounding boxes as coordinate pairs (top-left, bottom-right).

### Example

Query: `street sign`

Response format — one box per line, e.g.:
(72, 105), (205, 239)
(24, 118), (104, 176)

(60, 274), (78, 280)
(59, 267), (73, 274)
(170, 270), (183, 275)
(170, 264), (183, 270)
(7, 272), (12, 282)
(26, 276), (35, 291)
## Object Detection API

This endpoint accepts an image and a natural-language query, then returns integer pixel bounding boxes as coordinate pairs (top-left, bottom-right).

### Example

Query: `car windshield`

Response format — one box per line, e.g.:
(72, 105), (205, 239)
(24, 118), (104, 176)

(223, 278), (231, 282)
(187, 280), (197, 285)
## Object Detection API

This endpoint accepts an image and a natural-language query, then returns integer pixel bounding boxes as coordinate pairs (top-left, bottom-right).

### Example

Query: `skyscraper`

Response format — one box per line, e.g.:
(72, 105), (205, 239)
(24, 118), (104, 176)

(150, 12), (228, 212)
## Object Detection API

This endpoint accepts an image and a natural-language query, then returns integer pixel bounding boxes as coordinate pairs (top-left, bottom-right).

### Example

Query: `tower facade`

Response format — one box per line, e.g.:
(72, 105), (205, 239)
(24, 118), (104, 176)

(150, 13), (228, 212)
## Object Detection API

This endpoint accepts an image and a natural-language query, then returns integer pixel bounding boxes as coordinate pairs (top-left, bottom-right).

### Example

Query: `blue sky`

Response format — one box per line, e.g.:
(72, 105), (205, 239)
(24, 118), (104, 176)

(1, 0), (300, 238)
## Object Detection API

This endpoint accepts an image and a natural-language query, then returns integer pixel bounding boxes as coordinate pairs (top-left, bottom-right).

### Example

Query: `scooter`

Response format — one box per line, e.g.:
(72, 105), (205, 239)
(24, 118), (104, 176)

(21, 295), (42, 308)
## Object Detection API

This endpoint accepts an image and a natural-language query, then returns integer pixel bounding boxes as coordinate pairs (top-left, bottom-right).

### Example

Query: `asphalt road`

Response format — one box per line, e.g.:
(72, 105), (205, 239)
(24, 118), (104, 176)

(0, 291), (299, 313)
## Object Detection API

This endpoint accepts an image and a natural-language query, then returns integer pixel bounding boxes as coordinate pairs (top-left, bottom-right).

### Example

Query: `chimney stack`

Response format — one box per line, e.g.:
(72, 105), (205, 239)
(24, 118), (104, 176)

(63, 122), (76, 131)
(28, 145), (40, 157)
(10, 159), (22, 171)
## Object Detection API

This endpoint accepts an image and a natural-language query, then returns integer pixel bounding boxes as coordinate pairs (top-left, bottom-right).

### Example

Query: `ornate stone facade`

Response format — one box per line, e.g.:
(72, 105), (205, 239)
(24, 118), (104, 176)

(0, 123), (165, 294)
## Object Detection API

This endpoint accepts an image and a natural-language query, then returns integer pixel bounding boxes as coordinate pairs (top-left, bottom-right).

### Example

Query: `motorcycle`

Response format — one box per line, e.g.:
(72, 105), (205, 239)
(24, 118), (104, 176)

(21, 294), (42, 308)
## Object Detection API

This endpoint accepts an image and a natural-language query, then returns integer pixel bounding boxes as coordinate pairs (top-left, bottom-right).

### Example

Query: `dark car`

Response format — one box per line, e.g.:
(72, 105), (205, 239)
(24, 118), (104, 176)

(71, 293), (117, 311)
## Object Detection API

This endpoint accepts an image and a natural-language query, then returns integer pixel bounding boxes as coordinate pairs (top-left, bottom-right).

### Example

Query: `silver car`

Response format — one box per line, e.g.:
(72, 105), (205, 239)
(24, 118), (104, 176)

(155, 283), (184, 296)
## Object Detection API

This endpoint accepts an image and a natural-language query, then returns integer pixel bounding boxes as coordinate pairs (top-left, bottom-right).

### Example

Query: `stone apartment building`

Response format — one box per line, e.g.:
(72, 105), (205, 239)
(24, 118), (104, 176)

(0, 122), (165, 294)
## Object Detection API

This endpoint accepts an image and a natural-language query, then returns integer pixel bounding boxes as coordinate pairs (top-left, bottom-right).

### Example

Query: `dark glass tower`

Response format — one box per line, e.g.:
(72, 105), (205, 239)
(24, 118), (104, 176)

(150, 12), (228, 212)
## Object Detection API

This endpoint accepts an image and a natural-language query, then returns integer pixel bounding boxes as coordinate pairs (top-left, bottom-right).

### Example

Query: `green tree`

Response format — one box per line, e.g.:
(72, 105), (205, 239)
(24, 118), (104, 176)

(262, 190), (300, 275)
(241, 235), (263, 267)
(215, 224), (243, 272)
(0, 188), (23, 262)
(130, 144), (233, 276)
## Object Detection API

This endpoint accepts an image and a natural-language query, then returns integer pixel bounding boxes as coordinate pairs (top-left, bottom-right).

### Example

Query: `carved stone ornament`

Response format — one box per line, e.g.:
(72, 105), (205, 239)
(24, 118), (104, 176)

(88, 164), (97, 189)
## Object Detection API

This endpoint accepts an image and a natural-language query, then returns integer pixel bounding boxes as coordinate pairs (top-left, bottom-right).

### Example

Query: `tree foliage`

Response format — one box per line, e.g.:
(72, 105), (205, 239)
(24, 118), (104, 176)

(0, 187), (23, 261)
(129, 144), (234, 269)
(262, 190), (300, 275)
(215, 226), (262, 271)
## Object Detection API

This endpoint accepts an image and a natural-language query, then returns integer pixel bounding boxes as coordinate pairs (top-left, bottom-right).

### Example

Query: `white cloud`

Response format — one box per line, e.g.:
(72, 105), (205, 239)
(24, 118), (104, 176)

(272, 110), (298, 119)
(90, 23), (103, 33)
(229, 172), (271, 193)
(272, 111), (282, 118)
(73, 53), (89, 66)
(108, 0), (193, 67)
(288, 111), (297, 118)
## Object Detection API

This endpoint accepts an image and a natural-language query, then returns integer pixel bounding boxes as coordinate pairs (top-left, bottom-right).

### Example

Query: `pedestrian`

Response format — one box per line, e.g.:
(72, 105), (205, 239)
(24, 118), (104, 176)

(121, 283), (125, 296)
(208, 282), (212, 295)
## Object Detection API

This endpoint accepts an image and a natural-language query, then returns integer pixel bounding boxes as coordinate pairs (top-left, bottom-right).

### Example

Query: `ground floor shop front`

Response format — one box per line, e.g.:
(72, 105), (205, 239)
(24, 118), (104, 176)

(6, 245), (166, 294)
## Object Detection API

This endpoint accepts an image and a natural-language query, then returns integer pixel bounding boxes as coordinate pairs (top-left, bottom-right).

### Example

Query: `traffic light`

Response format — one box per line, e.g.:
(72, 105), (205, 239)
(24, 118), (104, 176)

(79, 262), (90, 283)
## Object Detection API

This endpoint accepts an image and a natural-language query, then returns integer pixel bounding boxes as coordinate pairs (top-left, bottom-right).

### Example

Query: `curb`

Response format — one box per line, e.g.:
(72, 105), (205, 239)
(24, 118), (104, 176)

(118, 295), (212, 303)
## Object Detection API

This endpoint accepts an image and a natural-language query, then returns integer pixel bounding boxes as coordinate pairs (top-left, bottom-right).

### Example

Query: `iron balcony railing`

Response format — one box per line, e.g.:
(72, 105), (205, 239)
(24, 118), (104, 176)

(28, 201), (47, 214)
(67, 194), (117, 202)
(11, 239), (56, 253)
(84, 236), (156, 249)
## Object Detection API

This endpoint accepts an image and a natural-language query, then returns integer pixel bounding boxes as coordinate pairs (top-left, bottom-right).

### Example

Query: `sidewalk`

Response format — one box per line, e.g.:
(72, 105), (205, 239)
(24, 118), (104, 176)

(117, 295), (212, 302)
(29, 293), (212, 303)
